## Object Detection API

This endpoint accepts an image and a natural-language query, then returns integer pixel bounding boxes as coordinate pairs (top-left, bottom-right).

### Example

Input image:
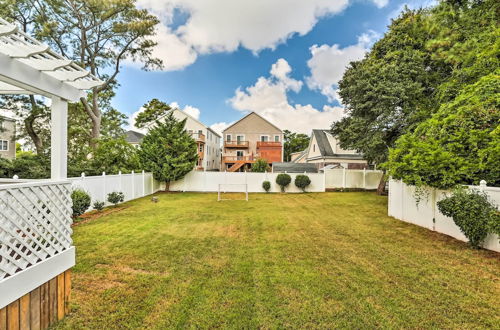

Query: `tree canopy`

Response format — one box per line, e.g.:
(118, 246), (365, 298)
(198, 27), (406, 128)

(283, 130), (310, 162)
(332, 0), (499, 188)
(138, 112), (198, 190)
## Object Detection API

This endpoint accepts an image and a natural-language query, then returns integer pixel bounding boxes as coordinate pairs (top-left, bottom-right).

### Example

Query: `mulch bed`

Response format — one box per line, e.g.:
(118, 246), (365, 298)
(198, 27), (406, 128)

(72, 206), (127, 227)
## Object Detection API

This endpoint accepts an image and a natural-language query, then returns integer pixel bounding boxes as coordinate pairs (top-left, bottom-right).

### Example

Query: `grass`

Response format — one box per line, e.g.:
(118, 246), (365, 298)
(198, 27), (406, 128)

(54, 192), (499, 329)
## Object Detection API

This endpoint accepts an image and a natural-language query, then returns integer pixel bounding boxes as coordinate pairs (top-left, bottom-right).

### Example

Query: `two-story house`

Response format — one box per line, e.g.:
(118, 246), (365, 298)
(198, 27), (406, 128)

(222, 112), (283, 172)
(291, 129), (368, 169)
(0, 116), (16, 159)
(170, 109), (221, 171)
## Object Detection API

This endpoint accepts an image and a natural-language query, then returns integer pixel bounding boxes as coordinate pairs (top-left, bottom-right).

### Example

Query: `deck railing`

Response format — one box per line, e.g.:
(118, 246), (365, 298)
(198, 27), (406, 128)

(224, 140), (249, 148)
(257, 141), (282, 148)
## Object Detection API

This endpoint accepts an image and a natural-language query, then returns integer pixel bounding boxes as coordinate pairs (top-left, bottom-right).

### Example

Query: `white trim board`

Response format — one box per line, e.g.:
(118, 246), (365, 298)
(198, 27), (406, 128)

(0, 247), (75, 309)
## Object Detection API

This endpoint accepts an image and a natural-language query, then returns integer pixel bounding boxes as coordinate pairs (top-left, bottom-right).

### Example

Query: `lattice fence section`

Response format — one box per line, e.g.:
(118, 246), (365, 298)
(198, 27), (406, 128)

(0, 181), (73, 281)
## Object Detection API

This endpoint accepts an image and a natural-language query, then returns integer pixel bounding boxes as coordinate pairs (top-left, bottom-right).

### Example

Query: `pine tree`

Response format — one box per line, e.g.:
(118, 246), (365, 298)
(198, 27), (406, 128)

(138, 113), (198, 191)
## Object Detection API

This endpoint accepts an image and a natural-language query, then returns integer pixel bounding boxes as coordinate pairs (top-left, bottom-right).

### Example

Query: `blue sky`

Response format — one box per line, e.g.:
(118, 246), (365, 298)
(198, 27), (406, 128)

(118, 0), (432, 134)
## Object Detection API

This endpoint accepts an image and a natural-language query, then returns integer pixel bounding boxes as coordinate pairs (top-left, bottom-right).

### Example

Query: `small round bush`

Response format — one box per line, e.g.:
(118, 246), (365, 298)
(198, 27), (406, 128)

(71, 189), (91, 218)
(93, 200), (105, 211)
(295, 175), (311, 192)
(107, 191), (125, 205)
(262, 180), (271, 193)
(276, 173), (291, 193)
(437, 187), (498, 248)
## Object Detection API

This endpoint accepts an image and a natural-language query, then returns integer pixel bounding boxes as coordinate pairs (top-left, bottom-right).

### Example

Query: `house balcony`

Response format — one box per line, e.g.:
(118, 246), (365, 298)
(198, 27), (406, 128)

(257, 141), (282, 148)
(190, 132), (205, 143)
(224, 140), (249, 148)
(222, 155), (256, 163)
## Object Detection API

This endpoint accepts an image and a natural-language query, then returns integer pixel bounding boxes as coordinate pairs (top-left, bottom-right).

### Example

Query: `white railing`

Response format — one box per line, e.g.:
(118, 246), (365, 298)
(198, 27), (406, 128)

(0, 180), (75, 308)
(388, 179), (500, 252)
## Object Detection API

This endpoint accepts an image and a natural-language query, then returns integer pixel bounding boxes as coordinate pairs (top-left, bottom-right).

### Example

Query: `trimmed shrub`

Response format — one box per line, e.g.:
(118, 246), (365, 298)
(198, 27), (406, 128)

(276, 173), (291, 193)
(71, 189), (91, 218)
(93, 200), (105, 211)
(295, 175), (311, 192)
(107, 191), (125, 205)
(437, 187), (498, 248)
(262, 180), (271, 193)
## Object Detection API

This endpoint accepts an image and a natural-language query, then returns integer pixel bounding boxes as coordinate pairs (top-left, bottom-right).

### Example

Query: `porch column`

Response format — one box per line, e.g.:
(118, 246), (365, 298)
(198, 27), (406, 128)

(51, 97), (68, 180)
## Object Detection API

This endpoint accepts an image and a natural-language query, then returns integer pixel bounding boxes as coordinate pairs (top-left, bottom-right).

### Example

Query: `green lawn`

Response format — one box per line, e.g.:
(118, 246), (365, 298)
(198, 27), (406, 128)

(54, 192), (499, 329)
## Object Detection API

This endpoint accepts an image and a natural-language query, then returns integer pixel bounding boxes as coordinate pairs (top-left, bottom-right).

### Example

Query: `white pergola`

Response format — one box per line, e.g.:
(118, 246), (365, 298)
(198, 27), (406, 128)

(0, 17), (102, 179)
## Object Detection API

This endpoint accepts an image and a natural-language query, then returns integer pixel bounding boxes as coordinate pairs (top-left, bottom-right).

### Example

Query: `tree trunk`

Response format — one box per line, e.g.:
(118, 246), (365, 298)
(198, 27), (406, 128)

(377, 172), (387, 195)
(26, 95), (44, 154)
(24, 115), (43, 154)
(164, 181), (170, 192)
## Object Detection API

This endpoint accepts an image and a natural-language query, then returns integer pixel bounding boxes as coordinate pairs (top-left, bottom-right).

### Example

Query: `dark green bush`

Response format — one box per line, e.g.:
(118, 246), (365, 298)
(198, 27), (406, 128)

(93, 200), (105, 211)
(295, 175), (311, 192)
(437, 187), (498, 248)
(262, 180), (271, 193)
(252, 158), (269, 172)
(107, 191), (125, 205)
(71, 189), (91, 218)
(276, 173), (291, 193)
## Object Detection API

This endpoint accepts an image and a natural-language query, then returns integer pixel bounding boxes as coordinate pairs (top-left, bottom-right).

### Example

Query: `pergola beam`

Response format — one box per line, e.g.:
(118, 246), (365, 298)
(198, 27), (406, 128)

(0, 52), (85, 102)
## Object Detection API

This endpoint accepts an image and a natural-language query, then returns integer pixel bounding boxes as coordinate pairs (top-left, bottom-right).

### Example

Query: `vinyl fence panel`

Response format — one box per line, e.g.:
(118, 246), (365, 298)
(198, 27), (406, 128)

(388, 179), (500, 252)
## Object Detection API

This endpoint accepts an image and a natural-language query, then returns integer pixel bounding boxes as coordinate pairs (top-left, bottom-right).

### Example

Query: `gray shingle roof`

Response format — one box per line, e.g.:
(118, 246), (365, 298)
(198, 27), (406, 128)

(312, 129), (364, 159)
(272, 162), (318, 173)
(125, 130), (145, 143)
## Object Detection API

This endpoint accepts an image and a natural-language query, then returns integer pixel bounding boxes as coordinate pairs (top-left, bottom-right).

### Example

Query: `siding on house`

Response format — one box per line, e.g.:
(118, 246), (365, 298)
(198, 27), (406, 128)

(0, 116), (16, 160)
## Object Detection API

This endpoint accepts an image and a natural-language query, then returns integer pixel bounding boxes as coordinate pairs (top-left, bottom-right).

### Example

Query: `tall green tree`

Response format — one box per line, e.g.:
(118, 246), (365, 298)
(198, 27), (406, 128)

(135, 99), (173, 129)
(138, 113), (198, 191)
(332, 0), (498, 192)
(387, 74), (500, 189)
(283, 130), (310, 162)
(0, 0), (162, 149)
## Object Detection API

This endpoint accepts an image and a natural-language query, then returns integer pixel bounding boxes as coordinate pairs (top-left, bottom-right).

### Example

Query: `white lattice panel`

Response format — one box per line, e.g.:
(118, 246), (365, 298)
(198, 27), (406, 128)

(0, 181), (73, 281)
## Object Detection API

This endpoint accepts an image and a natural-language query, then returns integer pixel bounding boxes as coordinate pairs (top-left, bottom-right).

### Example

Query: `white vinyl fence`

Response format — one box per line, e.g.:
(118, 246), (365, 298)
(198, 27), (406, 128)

(388, 179), (500, 252)
(68, 171), (161, 208)
(168, 171), (326, 193)
(324, 169), (383, 190)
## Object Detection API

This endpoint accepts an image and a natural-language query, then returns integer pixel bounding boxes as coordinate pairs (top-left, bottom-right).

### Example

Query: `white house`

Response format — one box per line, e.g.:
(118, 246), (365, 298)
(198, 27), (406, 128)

(170, 109), (221, 171)
(292, 129), (369, 169)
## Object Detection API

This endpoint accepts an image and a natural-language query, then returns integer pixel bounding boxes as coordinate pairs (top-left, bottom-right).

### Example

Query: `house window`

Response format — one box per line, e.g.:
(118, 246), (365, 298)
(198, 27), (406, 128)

(0, 140), (8, 151)
(199, 145), (203, 152)
(274, 135), (280, 142)
(313, 144), (316, 152)
(236, 135), (244, 143)
(226, 134), (232, 142)
(260, 135), (269, 142)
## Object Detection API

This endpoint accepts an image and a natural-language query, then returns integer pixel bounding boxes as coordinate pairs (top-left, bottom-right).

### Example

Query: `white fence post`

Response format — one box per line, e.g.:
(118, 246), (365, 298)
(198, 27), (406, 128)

(102, 172), (106, 202)
(479, 180), (487, 192)
(142, 170), (146, 197)
(118, 171), (122, 193)
(363, 168), (366, 190)
(342, 167), (346, 189)
(131, 170), (135, 199)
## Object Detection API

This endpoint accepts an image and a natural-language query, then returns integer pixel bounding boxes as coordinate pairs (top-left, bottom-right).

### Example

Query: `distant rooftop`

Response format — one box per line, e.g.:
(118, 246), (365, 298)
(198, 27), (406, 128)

(125, 130), (145, 144)
(272, 162), (318, 173)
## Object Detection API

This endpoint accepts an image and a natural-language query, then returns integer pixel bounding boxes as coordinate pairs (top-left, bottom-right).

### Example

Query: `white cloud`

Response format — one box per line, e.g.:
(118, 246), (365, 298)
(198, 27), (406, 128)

(136, 0), (388, 71)
(305, 30), (379, 103)
(229, 59), (345, 134)
(372, 0), (389, 8)
(210, 122), (232, 136)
